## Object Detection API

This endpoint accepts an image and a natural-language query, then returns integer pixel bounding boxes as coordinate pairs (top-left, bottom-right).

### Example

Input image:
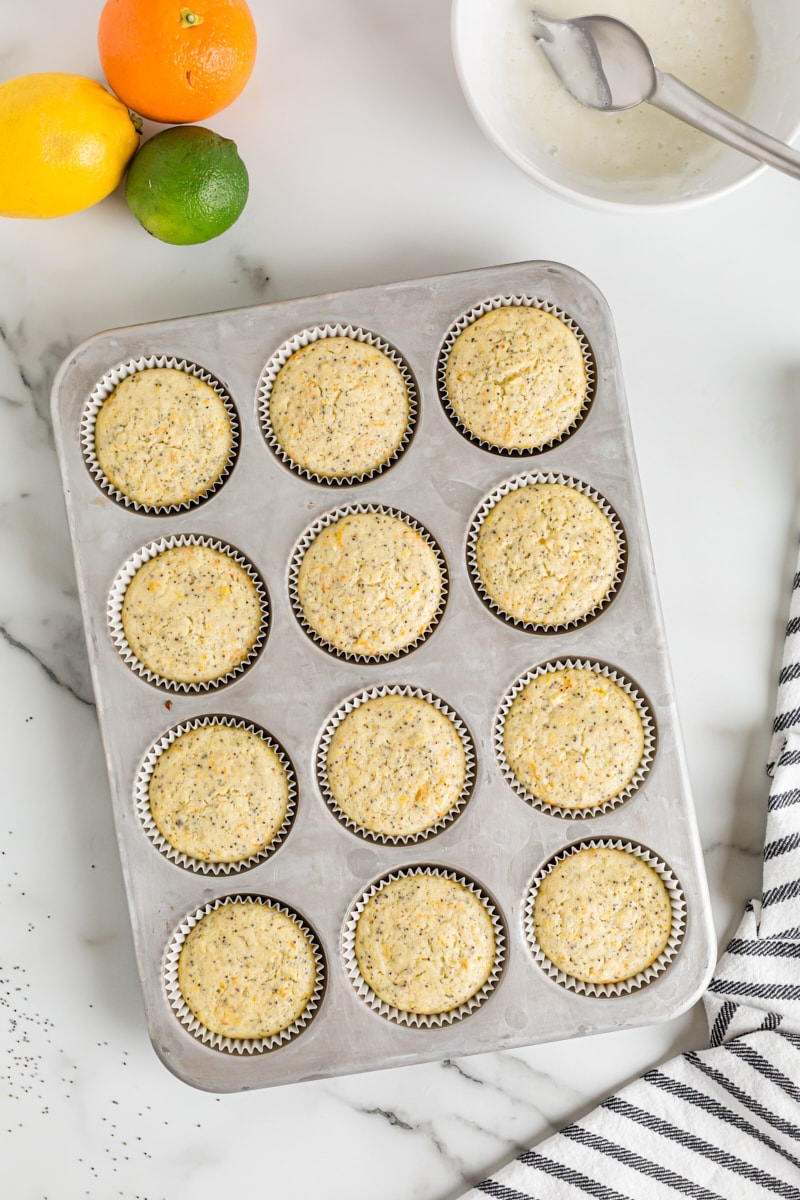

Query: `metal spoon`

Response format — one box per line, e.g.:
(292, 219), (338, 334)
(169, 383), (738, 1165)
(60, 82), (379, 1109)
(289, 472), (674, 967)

(530, 10), (800, 181)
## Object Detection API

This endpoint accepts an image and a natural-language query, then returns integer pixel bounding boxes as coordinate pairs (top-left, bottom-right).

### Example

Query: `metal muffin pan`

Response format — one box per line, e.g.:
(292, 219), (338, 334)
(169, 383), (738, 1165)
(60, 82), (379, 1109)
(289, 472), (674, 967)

(51, 260), (716, 1092)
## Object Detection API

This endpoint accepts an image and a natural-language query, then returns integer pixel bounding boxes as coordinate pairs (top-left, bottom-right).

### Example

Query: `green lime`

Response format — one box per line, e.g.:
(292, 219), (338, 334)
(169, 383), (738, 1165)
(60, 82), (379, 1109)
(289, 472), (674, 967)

(125, 125), (249, 245)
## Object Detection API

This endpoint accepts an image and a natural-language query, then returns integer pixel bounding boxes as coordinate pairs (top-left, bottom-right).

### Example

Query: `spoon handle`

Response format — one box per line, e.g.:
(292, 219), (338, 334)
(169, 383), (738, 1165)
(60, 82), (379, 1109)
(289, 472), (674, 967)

(652, 71), (800, 182)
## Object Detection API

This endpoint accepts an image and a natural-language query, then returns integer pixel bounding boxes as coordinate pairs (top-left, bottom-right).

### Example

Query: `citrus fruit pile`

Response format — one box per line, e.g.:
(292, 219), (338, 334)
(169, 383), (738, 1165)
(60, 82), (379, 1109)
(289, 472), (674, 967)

(0, 0), (257, 244)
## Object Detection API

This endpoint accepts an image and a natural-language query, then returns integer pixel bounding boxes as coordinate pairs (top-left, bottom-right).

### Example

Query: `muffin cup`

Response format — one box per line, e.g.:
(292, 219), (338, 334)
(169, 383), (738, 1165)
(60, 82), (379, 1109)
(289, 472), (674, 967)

(342, 865), (506, 1027)
(437, 295), (596, 455)
(164, 894), (325, 1054)
(257, 324), (418, 485)
(495, 658), (656, 819)
(467, 472), (627, 632)
(135, 715), (298, 874)
(81, 355), (239, 513)
(316, 684), (476, 843)
(107, 533), (269, 692)
(289, 504), (448, 662)
(523, 838), (686, 997)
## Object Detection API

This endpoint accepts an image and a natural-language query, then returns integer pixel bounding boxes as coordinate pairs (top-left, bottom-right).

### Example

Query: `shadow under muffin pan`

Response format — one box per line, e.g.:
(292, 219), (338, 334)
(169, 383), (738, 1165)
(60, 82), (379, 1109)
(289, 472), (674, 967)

(51, 260), (716, 1092)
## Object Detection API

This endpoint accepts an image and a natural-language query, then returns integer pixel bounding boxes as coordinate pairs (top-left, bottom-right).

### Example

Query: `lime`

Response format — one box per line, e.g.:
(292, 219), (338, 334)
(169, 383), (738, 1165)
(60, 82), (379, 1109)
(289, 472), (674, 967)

(125, 125), (249, 244)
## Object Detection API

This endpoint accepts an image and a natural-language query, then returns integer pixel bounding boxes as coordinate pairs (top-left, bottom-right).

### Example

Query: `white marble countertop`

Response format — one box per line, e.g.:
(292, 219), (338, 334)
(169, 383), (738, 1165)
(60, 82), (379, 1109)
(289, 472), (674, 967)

(3, 1), (799, 1196)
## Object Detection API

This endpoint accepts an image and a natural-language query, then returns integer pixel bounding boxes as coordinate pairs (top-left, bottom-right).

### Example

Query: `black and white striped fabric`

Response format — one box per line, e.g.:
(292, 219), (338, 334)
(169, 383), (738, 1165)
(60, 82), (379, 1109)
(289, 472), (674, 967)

(460, 563), (800, 1199)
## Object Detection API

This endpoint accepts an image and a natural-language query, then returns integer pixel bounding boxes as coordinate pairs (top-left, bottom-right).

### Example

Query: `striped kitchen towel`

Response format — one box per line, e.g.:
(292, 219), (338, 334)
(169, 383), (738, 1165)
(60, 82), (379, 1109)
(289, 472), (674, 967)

(459, 554), (800, 1200)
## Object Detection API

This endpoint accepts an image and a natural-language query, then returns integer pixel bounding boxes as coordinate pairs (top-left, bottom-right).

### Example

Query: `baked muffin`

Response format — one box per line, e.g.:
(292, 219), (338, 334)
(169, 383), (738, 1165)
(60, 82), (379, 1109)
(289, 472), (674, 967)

(502, 667), (645, 810)
(473, 481), (620, 626)
(148, 723), (291, 863)
(94, 367), (234, 507)
(324, 694), (467, 838)
(531, 845), (672, 985)
(354, 872), (496, 1015)
(444, 306), (588, 450)
(120, 543), (264, 684)
(295, 511), (444, 658)
(177, 900), (318, 1039)
(267, 335), (411, 479)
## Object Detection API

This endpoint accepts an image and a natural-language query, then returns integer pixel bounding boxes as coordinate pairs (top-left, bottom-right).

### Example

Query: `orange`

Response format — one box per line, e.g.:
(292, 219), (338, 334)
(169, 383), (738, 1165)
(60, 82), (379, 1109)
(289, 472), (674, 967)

(97, 0), (257, 124)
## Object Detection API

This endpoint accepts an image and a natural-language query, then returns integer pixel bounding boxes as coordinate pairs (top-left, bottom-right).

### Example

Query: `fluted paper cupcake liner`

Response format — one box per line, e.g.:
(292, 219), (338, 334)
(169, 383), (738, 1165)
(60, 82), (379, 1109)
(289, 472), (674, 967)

(107, 533), (269, 692)
(437, 295), (596, 455)
(164, 894), (325, 1054)
(494, 658), (656, 819)
(288, 504), (448, 662)
(523, 838), (686, 997)
(135, 715), (298, 874)
(316, 684), (476, 843)
(466, 472), (627, 633)
(257, 324), (418, 485)
(342, 865), (506, 1027)
(81, 355), (239, 513)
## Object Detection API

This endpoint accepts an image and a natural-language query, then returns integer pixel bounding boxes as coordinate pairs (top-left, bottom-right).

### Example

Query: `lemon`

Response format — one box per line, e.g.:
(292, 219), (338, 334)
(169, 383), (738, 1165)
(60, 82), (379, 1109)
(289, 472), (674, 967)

(0, 73), (140, 219)
(125, 126), (249, 245)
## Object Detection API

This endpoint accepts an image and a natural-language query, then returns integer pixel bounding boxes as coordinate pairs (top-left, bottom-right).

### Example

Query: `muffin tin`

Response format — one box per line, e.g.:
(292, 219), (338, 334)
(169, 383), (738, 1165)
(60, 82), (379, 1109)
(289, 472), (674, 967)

(50, 260), (716, 1092)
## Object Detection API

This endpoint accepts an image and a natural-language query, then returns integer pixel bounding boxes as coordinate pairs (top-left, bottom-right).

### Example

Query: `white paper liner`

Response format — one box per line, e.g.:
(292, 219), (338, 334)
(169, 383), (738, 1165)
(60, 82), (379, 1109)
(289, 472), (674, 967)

(135, 715), (298, 874)
(494, 659), (656, 820)
(288, 504), (448, 662)
(256, 324), (418, 485)
(466, 472), (627, 633)
(80, 355), (240, 513)
(523, 838), (686, 997)
(316, 685), (476, 843)
(342, 865), (506, 1027)
(107, 533), (269, 692)
(436, 295), (596, 455)
(164, 895), (325, 1054)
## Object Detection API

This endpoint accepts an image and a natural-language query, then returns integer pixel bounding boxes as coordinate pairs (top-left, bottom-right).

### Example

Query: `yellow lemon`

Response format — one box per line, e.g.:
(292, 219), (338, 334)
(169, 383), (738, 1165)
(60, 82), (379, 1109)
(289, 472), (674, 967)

(0, 72), (141, 218)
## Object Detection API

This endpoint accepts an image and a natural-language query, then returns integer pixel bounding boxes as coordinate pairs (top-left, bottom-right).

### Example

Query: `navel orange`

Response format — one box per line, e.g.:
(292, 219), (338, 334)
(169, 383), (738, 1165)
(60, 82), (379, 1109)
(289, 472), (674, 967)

(97, 0), (258, 125)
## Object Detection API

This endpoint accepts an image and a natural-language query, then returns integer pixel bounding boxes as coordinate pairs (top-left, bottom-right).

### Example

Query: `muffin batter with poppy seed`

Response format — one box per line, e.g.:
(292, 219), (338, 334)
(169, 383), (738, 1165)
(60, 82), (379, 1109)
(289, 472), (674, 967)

(532, 846), (672, 984)
(121, 543), (263, 684)
(325, 694), (467, 837)
(502, 667), (644, 809)
(296, 511), (444, 658)
(354, 873), (496, 1014)
(474, 482), (619, 626)
(268, 335), (410, 479)
(444, 305), (588, 450)
(94, 367), (234, 507)
(177, 901), (318, 1039)
(149, 723), (291, 862)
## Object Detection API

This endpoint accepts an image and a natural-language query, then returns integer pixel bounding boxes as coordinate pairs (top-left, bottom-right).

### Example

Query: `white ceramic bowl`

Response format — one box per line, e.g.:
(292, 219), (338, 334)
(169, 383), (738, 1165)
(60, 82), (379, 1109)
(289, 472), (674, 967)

(452, 0), (800, 211)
